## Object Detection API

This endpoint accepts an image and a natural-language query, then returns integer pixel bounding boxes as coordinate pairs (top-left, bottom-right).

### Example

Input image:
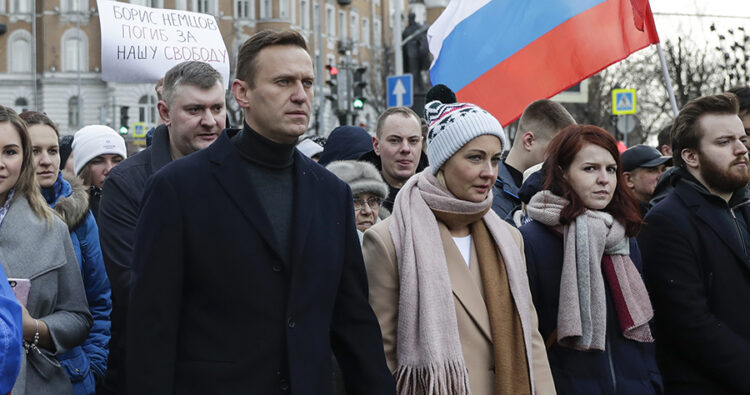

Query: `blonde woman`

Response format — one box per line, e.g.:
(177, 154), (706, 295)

(362, 101), (554, 395)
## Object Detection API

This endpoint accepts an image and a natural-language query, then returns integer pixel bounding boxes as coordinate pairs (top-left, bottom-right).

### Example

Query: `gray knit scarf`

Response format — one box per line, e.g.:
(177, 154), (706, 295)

(526, 191), (654, 351)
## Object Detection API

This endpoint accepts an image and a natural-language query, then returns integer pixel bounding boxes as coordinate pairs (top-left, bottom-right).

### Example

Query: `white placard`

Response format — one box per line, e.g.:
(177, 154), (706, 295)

(97, 0), (230, 87)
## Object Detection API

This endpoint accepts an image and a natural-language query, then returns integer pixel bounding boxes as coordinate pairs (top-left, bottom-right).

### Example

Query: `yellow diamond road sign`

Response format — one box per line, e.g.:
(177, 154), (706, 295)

(612, 89), (636, 115)
(132, 122), (147, 138)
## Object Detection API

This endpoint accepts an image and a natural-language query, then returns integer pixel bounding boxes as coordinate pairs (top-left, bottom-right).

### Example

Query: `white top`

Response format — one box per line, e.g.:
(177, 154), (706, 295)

(452, 235), (472, 268)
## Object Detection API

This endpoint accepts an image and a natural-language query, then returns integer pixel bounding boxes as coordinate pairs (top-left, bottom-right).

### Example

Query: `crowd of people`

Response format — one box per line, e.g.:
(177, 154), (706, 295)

(0, 28), (749, 395)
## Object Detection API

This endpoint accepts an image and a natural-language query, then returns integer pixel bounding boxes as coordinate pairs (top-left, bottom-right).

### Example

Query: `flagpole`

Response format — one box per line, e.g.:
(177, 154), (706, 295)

(656, 43), (679, 116)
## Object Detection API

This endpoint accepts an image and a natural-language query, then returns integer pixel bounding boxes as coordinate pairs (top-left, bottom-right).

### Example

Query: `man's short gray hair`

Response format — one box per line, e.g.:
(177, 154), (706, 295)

(162, 61), (223, 105)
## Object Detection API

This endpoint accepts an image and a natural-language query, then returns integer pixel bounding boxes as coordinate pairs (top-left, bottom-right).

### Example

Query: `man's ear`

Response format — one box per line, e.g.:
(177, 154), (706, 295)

(681, 148), (699, 169)
(522, 131), (535, 151)
(157, 101), (171, 126)
(232, 79), (250, 109)
(623, 171), (635, 189)
(372, 136), (381, 155)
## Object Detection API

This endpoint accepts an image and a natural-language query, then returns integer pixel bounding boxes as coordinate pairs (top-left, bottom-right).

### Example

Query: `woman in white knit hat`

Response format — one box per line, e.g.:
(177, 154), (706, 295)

(326, 160), (389, 243)
(361, 101), (554, 395)
(72, 125), (127, 220)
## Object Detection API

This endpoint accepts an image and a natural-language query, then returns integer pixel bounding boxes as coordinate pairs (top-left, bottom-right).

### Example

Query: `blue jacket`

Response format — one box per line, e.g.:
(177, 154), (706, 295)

(491, 159), (522, 224)
(520, 220), (662, 395)
(43, 173), (112, 395)
(0, 262), (22, 394)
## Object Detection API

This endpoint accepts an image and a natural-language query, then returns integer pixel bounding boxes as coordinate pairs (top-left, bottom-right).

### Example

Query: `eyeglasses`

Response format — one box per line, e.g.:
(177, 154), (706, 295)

(353, 197), (382, 210)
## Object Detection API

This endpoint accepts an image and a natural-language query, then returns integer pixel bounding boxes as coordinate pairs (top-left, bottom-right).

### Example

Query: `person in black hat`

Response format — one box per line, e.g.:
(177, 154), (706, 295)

(622, 144), (672, 216)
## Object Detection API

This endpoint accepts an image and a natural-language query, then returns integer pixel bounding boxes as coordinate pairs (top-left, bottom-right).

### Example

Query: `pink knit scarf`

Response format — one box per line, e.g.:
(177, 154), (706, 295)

(526, 191), (654, 351)
(389, 169), (538, 394)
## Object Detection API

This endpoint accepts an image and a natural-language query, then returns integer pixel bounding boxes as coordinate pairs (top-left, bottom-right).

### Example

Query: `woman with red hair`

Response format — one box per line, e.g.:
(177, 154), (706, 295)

(520, 125), (662, 394)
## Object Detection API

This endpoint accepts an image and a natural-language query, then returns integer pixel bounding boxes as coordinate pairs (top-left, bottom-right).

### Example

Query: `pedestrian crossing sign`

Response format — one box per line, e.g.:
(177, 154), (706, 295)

(612, 89), (636, 115)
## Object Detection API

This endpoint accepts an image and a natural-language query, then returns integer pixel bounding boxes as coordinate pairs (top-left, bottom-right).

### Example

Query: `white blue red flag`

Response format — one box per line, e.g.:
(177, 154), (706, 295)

(428, 0), (660, 125)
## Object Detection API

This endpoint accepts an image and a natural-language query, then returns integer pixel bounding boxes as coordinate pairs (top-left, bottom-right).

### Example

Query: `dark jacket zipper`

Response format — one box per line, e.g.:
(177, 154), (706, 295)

(606, 335), (617, 395)
(730, 208), (748, 258)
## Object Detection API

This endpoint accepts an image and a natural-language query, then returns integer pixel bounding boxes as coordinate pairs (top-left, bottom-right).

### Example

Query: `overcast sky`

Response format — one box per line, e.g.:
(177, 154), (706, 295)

(650, 0), (750, 46)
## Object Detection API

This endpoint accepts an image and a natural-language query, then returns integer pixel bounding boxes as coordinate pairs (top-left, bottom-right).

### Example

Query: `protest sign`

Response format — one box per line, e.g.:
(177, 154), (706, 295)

(97, 0), (230, 86)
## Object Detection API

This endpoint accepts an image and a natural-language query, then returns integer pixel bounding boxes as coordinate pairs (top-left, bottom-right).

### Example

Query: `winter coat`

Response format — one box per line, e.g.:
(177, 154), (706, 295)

(639, 168), (750, 394)
(42, 174), (112, 395)
(491, 159), (522, 224)
(362, 216), (556, 395)
(520, 220), (662, 395)
(98, 124), (172, 394)
(0, 263), (23, 394)
(126, 128), (394, 394)
(0, 195), (93, 395)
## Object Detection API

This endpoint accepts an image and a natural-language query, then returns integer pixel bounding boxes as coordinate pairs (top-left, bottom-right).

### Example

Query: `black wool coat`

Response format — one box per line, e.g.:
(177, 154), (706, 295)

(98, 124), (173, 394)
(126, 129), (395, 394)
(639, 170), (750, 395)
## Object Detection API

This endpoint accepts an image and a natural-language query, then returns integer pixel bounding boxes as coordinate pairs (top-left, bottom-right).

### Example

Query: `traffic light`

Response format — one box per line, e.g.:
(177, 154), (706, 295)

(325, 64), (339, 109)
(352, 66), (367, 110)
(119, 106), (130, 135)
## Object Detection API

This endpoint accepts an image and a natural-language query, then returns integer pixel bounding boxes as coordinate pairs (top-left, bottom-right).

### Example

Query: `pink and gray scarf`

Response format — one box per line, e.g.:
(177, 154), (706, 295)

(389, 169), (537, 394)
(526, 190), (654, 351)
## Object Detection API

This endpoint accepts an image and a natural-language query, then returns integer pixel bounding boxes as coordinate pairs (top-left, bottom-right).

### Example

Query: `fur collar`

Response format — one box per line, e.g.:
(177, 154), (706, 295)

(53, 175), (90, 230)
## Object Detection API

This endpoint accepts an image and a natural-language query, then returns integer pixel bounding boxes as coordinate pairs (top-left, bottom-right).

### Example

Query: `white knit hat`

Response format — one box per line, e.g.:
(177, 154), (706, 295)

(72, 125), (127, 175)
(424, 100), (507, 174)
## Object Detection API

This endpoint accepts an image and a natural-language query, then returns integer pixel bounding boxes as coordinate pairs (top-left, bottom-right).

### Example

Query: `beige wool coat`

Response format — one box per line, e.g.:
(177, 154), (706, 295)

(362, 216), (555, 395)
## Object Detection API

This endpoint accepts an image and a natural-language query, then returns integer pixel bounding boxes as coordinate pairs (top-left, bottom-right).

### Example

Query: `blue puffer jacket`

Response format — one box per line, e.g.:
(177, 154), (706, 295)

(42, 173), (112, 395)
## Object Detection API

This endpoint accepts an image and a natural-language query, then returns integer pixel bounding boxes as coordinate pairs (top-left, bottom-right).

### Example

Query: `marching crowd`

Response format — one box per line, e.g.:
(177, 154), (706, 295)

(0, 28), (749, 395)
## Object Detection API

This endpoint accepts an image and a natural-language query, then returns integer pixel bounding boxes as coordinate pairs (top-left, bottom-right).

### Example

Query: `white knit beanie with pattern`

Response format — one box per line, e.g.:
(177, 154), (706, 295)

(424, 100), (507, 174)
(72, 125), (127, 176)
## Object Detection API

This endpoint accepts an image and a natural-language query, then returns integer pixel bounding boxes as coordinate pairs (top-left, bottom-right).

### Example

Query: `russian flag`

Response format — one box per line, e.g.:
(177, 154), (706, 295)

(428, 0), (660, 125)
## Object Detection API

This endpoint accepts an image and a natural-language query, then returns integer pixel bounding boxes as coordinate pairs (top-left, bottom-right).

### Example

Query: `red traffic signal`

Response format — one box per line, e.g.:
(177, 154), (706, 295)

(326, 64), (339, 76)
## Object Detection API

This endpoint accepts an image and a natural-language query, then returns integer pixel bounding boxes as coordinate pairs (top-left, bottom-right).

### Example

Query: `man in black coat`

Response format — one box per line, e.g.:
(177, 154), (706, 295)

(639, 92), (750, 394)
(98, 61), (227, 394)
(126, 30), (395, 394)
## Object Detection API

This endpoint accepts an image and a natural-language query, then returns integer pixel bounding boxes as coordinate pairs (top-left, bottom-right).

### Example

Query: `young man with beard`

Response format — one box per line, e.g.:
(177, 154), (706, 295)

(638, 93), (750, 394)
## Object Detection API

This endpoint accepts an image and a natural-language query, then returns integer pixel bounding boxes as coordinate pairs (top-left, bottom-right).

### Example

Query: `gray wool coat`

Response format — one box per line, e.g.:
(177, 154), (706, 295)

(0, 195), (92, 395)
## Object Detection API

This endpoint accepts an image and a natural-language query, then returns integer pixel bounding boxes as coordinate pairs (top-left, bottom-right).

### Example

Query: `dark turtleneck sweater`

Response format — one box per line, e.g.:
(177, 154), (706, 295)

(232, 124), (296, 265)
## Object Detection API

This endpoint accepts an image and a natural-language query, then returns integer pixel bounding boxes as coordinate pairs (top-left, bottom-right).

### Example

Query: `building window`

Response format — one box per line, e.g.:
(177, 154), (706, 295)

(62, 29), (88, 72)
(8, 30), (32, 73)
(234, 0), (250, 19)
(325, 5), (335, 37)
(338, 10), (346, 40)
(68, 97), (80, 129)
(138, 95), (158, 125)
(130, 0), (163, 7)
(373, 18), (381, 47)
(11, 0), (30, 13)
(14, 98), (29, 114)
(362, 17), (369, 46)
(175, 0), (186, 9)
(300, 0), (309, 29)
(61, 0), (87, 12)
(259, 0), (271, 18)
(192, 0), (216, 14)
(279, 0), (289, 20)
(350, 11), (358, 43)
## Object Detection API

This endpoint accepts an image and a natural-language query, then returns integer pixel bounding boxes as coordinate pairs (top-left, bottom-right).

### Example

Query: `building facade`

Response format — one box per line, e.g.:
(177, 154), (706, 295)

(0, 0), (446, 135)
